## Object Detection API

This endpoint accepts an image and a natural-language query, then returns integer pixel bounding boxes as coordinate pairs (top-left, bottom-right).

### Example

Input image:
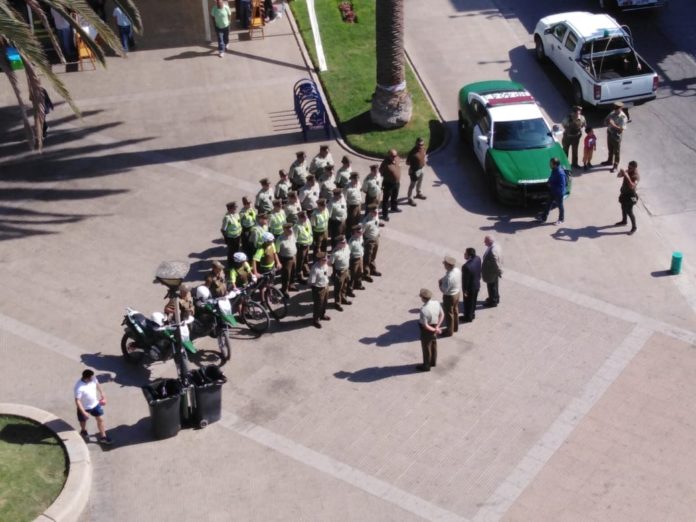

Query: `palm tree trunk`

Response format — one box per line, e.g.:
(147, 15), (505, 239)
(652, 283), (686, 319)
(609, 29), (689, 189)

(370, 0), (412, 129)
(0, 48), (35, 151)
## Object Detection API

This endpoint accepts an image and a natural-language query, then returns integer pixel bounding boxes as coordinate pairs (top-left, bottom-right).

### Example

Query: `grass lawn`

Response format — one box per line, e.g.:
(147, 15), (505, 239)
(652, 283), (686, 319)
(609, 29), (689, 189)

(290, 0), (445, 157)
(0, 415), (68, 522)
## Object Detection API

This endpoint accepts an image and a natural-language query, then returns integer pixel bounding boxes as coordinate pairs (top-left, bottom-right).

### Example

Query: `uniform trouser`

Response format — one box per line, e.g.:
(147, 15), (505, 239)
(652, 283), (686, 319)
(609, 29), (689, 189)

(296, 244), (311, 280)
(620, 197), (637, 229)
(241, 228), (253, 258)
(420, 328), (437, 369)
(280, 256), (296, 292)
(407, 169), (424, 199)
(333, 269), (349, 305)
(381, 181), (400, 217)
(363, 239), (379, 275)
(329, 219), (345, 247)
(463, 288), (479, 321)
(607, 134), (622, 166)
(224, 235), (242, 268)
(312, 286), (328, 321)
(486, 280), (500, 304)
(313, 230), (328, 259)
(346, 205), (361, 232)
(349, 257), (363, 289)
(562, 134), (581, 165)
(443, 293), (460, 334)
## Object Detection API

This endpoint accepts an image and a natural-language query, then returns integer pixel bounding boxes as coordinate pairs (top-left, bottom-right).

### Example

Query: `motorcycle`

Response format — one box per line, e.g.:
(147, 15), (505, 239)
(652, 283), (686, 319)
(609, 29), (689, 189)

(190, 289), (239, 363)
(121, 308), (196, 374)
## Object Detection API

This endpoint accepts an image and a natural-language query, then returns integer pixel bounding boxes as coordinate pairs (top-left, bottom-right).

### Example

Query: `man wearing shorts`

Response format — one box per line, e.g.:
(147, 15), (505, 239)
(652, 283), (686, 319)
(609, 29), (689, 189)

(74, 369), (112, 444)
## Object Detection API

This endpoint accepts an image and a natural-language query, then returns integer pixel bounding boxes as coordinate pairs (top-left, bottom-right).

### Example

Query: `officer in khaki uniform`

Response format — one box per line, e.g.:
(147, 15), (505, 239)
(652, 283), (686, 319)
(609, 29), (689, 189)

(165, 283), (195, 322)
(276, 223), (298, 295)
(361, 164), (382, 213)
(348, 225), (365, 293)
(344, 172), (363, 233)
(293, 211), (313, 284)
(561, 106), (586, 169)
(309, 252), (331, 328)
(309, 144), (335, 181)
(320, 165), (337, 200)
(602, 102), (629, 173)
(289, 151), (308, 191)
(205, 260), (227, 298)
(328, 187), (347, 248)
(311, 198), (330, 258)
(255, 178), (274, 214)
(299, 174), (320, 212)
(274, 170), (291, 204)
(416, 288), (443, 372)
(336, 156), (352, 189)
(438, 255), (462, 337)
(269, 200), (287, 238)
(221, 201), (242, 269)
(330, 235), (351, 311)
(284, 191), (302, 223)
(361, 204), (382, 279)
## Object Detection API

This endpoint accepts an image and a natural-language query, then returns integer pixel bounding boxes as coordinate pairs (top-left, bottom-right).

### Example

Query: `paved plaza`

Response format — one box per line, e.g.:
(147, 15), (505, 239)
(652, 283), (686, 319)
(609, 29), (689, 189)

(1, 0), (696, 520)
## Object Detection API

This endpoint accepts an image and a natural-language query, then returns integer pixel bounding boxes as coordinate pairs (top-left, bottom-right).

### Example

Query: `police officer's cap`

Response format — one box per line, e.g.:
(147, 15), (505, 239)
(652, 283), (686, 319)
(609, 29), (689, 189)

(317, 198), (326, 206)
(283, 222), (293, 229)
(613, 101), (624, 108)
(443, 255), (457, 267)
(352, 225), (362, 233)
(258, 213), (268, 219)
(226, 201), (237, 209)
(242, 196), (251, 204)
(279, 169), (288, 177)
(350, 172), (359, 179)
(273, 199), (282, 207)
(320, 145), (329, 151)
(296, 151), (305, 157)
(325, 164), (334, 171)
(298, 211), (307, 219)
(332, 188), (342, 194)
(419, 288), (432, 300)
(369, 164), (378, 171)
(288, 190), (297, 197)
(260, 178), (270, 185)
(287, 214), (298, 224)
(335, 234), (346, 243)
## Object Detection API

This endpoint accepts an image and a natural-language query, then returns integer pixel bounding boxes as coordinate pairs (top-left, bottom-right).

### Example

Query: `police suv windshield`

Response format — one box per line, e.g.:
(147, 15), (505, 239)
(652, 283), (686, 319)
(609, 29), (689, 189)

(492, 118), (554, 151)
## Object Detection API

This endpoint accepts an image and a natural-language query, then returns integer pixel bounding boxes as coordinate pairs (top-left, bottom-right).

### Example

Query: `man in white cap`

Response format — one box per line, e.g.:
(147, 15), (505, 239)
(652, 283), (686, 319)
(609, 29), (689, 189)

(253, 232), (280, 275)
(439, 255), (461, 336)
(417, 288), (443, 372)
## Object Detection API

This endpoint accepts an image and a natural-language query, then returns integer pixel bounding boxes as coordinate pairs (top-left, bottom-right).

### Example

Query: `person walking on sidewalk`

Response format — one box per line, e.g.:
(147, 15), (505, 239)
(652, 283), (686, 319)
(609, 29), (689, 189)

(416, 288), (443, 372)
(461, 247), (481, 323)
(113, 5), (134, 53)
(438, 256), (461, 337)
(615, 160), (640, 235)
(537, 158), (566, 225)
(379, 149), (402, 221)
(406, 137), (427, 205)
(74, 369), (112, 444)
(482, 235), (502, 307)
(211, 0), (232, 57)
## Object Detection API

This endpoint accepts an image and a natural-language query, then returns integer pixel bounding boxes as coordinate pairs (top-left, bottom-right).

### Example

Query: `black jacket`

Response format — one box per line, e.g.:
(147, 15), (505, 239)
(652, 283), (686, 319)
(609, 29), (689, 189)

(462, 256), (482, 293)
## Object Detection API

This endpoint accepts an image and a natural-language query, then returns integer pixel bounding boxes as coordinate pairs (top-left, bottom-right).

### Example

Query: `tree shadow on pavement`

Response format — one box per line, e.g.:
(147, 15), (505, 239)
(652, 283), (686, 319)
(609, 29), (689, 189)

(359, 319), (420, 347)
(0, 205), (107, 241)
(551, 224), (629, 242)
(334, 364), (420, 382)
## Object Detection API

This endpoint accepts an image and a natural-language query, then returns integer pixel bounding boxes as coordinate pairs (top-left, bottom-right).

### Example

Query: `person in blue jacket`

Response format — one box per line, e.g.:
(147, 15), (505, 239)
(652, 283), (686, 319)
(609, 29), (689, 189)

(537, 157), (566, 225)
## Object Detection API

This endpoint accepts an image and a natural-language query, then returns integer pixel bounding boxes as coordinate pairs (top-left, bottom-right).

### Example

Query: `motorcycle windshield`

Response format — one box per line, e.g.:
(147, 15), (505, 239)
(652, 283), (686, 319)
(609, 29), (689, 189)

(179, 324), (197, 353)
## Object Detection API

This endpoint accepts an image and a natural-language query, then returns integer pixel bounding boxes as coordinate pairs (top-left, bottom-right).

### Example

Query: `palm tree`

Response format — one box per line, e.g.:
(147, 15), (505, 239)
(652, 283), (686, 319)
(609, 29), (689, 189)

(370, 0), (412, 129)
(0, 0), (142, 151)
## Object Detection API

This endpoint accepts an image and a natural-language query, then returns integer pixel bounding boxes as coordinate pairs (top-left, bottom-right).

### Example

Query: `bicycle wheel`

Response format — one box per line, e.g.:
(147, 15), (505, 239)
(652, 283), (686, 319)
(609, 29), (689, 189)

(265, 286), (288, 320)
(241, 300), (270, 334)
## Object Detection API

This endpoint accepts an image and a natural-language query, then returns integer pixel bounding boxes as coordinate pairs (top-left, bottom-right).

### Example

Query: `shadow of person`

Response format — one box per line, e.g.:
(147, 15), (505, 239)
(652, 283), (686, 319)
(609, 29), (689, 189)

(334, 364), (420, 383)
(97, 416), (152, 450)
(359, 319), (420, 347)
(481, 214), (544, 235)
(551, 224), (628, 242)
(81, 352), (151, 388)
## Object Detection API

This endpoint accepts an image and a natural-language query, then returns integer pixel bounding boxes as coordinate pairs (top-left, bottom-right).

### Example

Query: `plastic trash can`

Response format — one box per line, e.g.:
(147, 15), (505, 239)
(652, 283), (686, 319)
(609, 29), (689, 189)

(671, 251), (683, 275)
(142, 379), (183, 440)
(188, 367), (227, 428)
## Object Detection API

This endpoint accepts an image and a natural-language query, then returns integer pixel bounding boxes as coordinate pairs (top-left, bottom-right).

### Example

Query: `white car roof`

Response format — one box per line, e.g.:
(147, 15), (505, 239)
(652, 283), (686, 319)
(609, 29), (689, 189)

(489, 103), (546, 123)
(540, 11), (625, 40)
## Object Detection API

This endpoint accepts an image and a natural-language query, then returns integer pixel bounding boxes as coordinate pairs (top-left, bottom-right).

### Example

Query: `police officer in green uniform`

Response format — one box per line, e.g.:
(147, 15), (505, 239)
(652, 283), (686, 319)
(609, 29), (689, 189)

(348, 225), (365, 293)
(330, 234), (351, 311)
(336, 156), (352, 189)
(309, 251), (331, 328)
(362, 165), (382, 214)
(344, 172), (363, 233)
(269, 200), (286, 238)
(562, 106), (586, 169)
(309, 144), (334, 181)
(221, 201), (242, 268)
(293, 211), (313, 284)
(276, 223), (298, 295)
(361, 204), (382, 279)
(602, 102), (629, 173)
(320, 165), (337, 201)
(239, 196), (257, 258)
(229, 252), (254, 289)
(289, 151), (308, 191)
(284, 191), (302, 224)
(274, 169), (291, 204)
(255, 178), (274, 214)
(253, 232), (280, 275)
(311, 198), (330, 258)
(328, 187), (347, 248)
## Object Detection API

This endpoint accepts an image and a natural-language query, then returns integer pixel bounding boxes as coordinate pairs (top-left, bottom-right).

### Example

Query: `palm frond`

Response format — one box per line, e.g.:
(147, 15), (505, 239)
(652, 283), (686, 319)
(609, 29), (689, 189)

(25, 0), (66, 63)
(111, 0), (142, 34)
(23, 58), (45, 150)
(0, 45), (35, 150)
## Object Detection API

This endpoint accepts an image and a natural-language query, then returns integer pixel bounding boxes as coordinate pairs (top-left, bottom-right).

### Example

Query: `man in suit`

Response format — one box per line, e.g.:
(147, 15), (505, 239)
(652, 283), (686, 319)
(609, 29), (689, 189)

(461, 247), (481, 322)
(481, 235), (502, 307)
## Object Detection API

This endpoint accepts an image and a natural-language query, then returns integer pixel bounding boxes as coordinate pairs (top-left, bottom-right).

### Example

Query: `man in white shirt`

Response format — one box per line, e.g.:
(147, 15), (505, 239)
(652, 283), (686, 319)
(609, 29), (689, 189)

(438, 255), (462, 337)
(74, 369), (112, 444)
(51, 7), (75, 62)
(113, 6), (133, 53)
(417, 288), (443, 372)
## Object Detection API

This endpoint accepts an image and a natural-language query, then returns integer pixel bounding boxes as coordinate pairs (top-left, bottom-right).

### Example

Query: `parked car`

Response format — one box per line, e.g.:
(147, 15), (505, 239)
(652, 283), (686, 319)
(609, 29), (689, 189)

(599, 0), (668, 11)
(534, 11), (658, 107)
(457, 80), (571, 205)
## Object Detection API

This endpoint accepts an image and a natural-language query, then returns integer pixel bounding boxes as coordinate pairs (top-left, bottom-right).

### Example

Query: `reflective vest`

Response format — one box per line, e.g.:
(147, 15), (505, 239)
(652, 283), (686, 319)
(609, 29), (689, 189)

(240, 207), (257, 229)
(229, 262), (252, 286)
(222, 213), (241, 238)
(255, 244), (277, 269)
(250, 224), (268, 248)
(269, 210), (286, 236)
(295, 221), (313, 246)
(312, 209), (329, 233)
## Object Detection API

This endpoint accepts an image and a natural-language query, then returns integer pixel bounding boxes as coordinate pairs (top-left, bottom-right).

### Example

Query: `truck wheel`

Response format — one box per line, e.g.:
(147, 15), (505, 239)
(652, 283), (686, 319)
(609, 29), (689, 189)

(534, 36), (546, 62)
(572, 80), (584, 107)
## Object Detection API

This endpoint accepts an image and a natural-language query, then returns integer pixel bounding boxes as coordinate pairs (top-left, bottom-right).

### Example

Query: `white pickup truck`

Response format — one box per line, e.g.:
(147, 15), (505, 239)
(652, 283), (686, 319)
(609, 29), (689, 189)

(534, 12), (658, 108)
(599, 0), (668, 11)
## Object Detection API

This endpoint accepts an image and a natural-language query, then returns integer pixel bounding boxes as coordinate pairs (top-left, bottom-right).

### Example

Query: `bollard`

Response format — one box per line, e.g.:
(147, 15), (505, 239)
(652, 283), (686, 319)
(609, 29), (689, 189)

(671, 252), (683, 275)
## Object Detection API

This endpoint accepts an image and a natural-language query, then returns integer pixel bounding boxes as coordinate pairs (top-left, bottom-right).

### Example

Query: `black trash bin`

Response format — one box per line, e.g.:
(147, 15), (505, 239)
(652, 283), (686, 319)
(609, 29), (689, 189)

(188, 367), (227, 428)
(142, 378), (183, 440)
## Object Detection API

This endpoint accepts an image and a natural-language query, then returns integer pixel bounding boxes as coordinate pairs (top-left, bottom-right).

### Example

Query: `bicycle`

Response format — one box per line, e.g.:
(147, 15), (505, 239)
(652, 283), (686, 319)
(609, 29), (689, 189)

(229, 285), (270, 336)
(250, 269), (288, 320)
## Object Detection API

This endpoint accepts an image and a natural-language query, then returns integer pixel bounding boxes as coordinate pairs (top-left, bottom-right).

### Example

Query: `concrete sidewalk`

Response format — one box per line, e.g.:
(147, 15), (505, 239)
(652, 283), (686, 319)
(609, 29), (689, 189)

(1, 3), (695, 522)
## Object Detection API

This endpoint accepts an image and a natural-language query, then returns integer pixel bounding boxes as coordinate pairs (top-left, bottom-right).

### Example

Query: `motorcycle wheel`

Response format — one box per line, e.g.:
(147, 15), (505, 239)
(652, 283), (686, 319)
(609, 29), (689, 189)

(242, 300), (270, 335)
(217, 327), (232, 363)
(265, 286), (288, 320)
(121, 332), (145, 363)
